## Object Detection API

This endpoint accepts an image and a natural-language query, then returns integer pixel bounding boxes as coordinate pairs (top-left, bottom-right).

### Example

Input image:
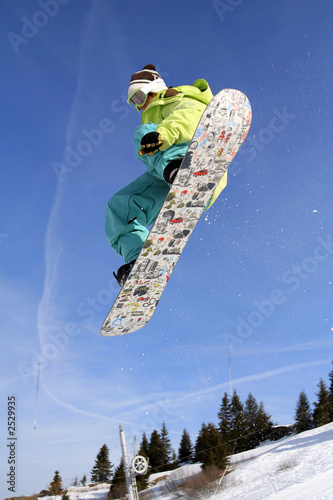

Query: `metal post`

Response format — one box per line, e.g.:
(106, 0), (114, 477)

(119, 425), (140, 500)
(119, 425), (133, 500)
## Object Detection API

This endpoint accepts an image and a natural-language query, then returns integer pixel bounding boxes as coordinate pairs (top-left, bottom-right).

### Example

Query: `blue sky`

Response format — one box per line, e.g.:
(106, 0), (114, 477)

(1, 0), (332, 495)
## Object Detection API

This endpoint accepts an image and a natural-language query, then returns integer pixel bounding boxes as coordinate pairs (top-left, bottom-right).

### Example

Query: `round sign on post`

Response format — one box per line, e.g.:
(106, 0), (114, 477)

(132, 455), (148, 475)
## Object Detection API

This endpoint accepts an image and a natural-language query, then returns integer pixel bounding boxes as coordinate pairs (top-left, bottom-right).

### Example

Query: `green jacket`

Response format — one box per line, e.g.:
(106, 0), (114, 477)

(141, 79), (214, 151)
(141, 78), (227, 211)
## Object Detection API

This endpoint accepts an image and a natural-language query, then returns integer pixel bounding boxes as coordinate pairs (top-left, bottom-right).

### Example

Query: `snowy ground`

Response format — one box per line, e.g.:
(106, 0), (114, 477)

(219, 422), (333, 500)
(38, 423), (333, 500)
(42, 482), (111, 500)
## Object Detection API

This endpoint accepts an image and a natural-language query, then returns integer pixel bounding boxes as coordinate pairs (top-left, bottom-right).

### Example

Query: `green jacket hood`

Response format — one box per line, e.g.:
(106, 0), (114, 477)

(157, 78), (214, 106)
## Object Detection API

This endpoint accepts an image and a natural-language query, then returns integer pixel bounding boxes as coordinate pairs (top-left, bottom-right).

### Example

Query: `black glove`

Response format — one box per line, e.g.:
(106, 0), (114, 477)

(139, 132), (162, 156)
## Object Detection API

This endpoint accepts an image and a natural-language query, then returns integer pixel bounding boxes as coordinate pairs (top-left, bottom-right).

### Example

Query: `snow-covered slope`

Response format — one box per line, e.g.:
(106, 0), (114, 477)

(38, 423), (333, 500)
(39, 482), (110, 500)
(218, 422), (333, 500)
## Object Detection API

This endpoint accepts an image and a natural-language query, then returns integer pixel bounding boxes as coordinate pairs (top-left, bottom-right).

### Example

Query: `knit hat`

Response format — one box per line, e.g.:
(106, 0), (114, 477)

(128, 63), (168, 98)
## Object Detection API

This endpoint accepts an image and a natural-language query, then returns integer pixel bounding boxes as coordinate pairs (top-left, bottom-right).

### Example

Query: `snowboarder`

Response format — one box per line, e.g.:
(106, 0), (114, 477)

(105, 64), (227, 286)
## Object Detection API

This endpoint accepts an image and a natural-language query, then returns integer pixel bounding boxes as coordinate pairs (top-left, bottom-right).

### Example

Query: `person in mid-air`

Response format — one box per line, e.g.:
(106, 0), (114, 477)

(105, 64), (226, 285)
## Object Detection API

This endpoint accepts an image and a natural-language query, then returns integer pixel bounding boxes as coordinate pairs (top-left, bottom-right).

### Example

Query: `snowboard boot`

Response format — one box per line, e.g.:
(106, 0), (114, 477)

(163, 158), (183, 185)
(113, 260), (136, 286)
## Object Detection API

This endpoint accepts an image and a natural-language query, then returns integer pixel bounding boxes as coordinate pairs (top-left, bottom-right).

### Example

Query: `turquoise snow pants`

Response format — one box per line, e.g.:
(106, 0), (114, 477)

(105, 123), (189, 263)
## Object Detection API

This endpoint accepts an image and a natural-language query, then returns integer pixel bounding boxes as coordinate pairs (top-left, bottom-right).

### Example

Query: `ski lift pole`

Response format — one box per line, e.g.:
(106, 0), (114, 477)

(119, 425), (135, 500)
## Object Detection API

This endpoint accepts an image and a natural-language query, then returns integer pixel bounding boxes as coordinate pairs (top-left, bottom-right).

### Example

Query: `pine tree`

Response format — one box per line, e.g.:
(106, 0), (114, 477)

(49, 470), (63, 494)
(160, 421), (173, 468)
(81, 474), (87, 486)
(241, 394), (274, 451)
(111, 458), (125, 485)
(294, 390), (312, 433)
(91, 444), (113, 483)
(312, 378), (331, 427)
(255, 401), (273, 443)
(244, 393), (259, 429)
(243, 393), (260, 450)
(217, 392), (233, 450)
(108, 458), (126, 499)
(139, 432), (149, 457)
(194, 422), (228, 469)
(194, 422), (207, 463)
(257, 401), (274, 436)
(229, 390), (245, 453)
(148, 430), (165, 472)
(178, 428), (194, 464)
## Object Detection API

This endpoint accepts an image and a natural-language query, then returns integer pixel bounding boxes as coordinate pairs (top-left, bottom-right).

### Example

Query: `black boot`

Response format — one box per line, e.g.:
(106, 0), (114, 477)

(163, 158), (183, 185)
(113, 260), (136, 286)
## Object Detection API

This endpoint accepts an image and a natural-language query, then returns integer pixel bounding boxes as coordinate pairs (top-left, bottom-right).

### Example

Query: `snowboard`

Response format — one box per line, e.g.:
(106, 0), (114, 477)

(101, 89), (252, 336)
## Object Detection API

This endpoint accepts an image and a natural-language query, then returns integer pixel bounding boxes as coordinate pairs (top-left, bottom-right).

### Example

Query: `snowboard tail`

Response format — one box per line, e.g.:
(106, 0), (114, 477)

(101, 89), (252, 336)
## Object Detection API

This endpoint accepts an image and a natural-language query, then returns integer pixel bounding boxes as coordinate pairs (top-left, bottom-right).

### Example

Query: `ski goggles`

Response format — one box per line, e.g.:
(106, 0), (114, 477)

(127, 78), (165, 111)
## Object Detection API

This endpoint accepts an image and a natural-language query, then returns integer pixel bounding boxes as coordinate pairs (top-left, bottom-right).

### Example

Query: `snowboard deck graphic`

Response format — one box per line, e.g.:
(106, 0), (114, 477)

(101, 89), (252, 336)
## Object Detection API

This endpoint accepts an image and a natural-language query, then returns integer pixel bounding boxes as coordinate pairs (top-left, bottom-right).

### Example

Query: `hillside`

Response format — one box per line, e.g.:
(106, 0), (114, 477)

(20, 422), (333, 500)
